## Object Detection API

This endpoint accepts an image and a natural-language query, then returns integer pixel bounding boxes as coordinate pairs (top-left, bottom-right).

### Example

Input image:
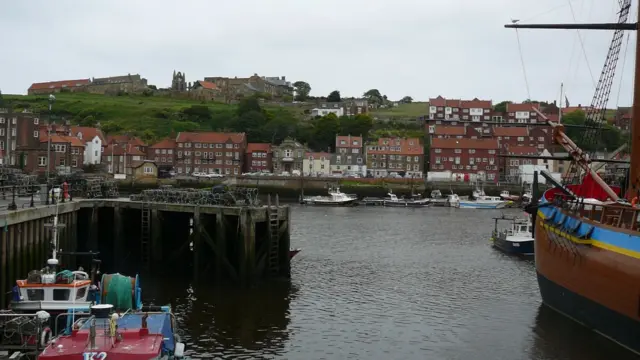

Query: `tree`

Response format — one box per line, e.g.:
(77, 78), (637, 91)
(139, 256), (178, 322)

(493, 101), (512, 113)
(313, 113), (341, 151)
(236, 96), (263, 116)
(327, 90), (341, 102)
(340, 114), (373, 137)
(400, 96), (413, 104)
(234, 110), (266, 140)
(293, 81), (311, 101)
(363, 89), (383, 104)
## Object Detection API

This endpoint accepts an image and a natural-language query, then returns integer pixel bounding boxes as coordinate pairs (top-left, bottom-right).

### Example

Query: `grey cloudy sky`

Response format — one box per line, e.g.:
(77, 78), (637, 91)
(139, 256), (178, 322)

(1, 0), (636, 106)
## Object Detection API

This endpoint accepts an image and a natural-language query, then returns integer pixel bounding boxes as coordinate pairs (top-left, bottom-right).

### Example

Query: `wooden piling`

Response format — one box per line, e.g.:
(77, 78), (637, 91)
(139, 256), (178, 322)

(151, 210), (162, 263)
(239, 209), (256, 284)
(113, 206), (123, 269)
(192, 207), (201, 282)
(1, 223), (7, 309)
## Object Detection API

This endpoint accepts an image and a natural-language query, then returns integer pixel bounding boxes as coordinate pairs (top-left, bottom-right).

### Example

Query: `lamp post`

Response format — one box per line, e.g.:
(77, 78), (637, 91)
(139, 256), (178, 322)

(46, 94), (56, 184)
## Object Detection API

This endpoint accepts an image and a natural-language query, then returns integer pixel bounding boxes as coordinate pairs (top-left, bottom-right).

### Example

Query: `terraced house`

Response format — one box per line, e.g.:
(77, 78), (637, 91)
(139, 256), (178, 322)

(331, 135), (366, 176)
(365, 137), (424, 178)
(174, 132), (246, 176)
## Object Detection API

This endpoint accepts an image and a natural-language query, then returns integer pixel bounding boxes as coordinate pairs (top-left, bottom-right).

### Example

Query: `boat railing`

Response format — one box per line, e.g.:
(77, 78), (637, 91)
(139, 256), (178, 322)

(552, 194), (640, 232)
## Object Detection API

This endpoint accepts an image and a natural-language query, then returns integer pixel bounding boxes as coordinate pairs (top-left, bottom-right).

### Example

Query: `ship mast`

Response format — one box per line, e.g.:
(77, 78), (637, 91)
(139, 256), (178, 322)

(505, 1), (638, 201)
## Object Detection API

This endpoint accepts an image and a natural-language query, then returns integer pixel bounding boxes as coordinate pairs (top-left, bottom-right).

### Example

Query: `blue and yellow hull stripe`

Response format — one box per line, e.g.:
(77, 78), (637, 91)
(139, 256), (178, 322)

(536, 196), (640, 260)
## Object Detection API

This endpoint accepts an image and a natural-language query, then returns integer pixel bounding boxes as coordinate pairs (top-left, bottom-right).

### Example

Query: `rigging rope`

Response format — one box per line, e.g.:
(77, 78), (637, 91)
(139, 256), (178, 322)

(514, 28), (532, 101)
(615, 31), (631, 108)
(567, 0), (597, 88)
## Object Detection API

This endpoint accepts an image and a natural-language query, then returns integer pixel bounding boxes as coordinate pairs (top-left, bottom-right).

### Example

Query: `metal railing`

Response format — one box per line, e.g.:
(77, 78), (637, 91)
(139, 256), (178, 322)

(0, 183), (74, 211)
(552, 194), (640, 232)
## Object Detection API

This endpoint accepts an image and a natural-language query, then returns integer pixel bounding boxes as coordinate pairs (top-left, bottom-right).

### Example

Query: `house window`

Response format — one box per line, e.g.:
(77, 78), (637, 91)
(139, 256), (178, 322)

(38, 157), (47, 166)
(34, 117), (39, 124)
(144, 166), (154, 174)
(34, 131), (39, 138)
(72, 159), (78, 167)
(284, 149), (292, 158)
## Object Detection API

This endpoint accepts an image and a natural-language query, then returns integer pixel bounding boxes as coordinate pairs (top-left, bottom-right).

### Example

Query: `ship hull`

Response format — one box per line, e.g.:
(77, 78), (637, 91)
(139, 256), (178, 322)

(535, 205), (640, 355)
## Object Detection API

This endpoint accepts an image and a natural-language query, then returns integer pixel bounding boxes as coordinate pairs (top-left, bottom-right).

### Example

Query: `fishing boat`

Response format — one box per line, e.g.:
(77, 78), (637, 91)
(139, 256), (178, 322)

(491, 215), (534, 256)
(428, 190), (448, 206)
(37, 303), (187, 359)
(301, 186), (358, 206)
(508, 2), (640, 354)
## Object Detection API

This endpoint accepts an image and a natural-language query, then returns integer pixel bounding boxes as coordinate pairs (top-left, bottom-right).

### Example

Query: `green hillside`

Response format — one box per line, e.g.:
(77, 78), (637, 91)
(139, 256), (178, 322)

(2, 93), (299, 142)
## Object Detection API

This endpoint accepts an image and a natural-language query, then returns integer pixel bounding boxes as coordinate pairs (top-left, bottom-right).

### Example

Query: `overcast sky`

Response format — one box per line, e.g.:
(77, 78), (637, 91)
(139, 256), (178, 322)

(0, 0), (636, 106)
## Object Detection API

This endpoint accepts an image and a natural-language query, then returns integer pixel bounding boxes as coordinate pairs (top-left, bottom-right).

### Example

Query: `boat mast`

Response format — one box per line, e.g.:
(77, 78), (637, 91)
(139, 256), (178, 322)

(44, 204), (66, 273)
(629, 3), (640, 199)
(505, 2), (638, 201)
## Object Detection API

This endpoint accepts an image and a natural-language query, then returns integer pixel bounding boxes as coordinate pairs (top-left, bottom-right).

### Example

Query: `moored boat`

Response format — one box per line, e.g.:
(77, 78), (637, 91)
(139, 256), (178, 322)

(459, 195), (509, 209)
(491, 215), (534, 256)
(500, 190), (521, 202)
(383, 191), (431, 207)
(38, 303), (187, 359)
(508, 3), (640, 354)
(301, 187), (358, 206)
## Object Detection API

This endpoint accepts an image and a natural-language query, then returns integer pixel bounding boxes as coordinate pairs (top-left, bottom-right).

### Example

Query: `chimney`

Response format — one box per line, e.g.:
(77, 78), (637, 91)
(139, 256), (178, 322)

(281, 76), (286, 81)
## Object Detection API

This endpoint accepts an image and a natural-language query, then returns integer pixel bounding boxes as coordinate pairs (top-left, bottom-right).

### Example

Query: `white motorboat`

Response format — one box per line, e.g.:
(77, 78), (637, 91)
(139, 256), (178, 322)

(383, 191), (431, 207)
(459, 195), (509, 209)
(302, 187), (358, 206)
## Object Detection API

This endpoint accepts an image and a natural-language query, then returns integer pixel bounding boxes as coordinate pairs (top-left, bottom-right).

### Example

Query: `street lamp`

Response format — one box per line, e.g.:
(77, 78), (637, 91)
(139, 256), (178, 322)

(46, 94), (56, 184)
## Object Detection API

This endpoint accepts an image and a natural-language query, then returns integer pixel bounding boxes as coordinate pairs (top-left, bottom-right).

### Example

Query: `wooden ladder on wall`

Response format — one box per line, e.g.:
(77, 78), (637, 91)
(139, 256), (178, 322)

(140, 202), (151, 270)
(267, 195), (280, 276)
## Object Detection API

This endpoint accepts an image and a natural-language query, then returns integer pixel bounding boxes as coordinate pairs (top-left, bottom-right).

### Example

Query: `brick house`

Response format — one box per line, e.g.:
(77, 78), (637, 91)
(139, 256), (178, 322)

(0, 108), (41, 167)
(333, 135), (366, 175)
(504, 145), (539, 180)
(365, 137), (424, 178)
(430, 138), (500, 181)
(613, 107), (631, 131)
(28, 79), (91, 95)
(244, 143), (272, 173)
(102, 143), (146, 176)
(107, 135), (147, 154)
(505, 103), (542, 124)
(174, 132), (246, 176)
(148, 138), (177, 171)
(30, 134), (85, 174)
(428, 96), (492, 122)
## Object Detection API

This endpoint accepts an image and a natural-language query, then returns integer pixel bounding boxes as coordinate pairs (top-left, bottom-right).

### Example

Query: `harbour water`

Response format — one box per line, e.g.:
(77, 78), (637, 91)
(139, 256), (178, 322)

(142, 206), (639, 359)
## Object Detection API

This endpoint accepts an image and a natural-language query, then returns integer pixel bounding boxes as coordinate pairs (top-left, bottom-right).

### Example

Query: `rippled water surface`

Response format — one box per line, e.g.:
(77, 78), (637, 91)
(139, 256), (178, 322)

(143, 206), (639, 360)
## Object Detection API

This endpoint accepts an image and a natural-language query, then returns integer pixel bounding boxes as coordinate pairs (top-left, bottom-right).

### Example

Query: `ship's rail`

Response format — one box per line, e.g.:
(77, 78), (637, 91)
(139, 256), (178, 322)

(551, 194), (640, 232)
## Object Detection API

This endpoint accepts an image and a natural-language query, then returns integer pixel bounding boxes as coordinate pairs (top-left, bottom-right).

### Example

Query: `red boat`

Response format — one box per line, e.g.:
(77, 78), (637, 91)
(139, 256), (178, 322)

(38, 304), (186, 360)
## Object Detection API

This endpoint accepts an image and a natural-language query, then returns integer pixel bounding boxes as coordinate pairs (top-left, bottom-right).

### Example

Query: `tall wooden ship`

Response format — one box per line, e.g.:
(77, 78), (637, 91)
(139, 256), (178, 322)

(507, 0), (640, 354)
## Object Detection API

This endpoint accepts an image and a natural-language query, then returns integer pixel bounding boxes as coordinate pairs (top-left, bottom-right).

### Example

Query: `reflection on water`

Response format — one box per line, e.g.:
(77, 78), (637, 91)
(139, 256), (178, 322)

(139, 206), (639, 359)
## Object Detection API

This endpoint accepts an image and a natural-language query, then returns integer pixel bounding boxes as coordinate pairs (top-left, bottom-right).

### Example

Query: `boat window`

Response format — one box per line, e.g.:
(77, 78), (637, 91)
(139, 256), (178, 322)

(27, 289), (44, 300)
(529, 226), (533, 232)
(76, 286), (88, 300)
(520, 226), (527, 232)
(53, 289), (71, 301)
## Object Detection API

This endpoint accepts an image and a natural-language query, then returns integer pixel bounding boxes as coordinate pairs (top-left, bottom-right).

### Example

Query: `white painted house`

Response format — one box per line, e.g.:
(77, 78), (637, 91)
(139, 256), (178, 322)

(72, 126), (106, 165)
(303, 152), (331, 176)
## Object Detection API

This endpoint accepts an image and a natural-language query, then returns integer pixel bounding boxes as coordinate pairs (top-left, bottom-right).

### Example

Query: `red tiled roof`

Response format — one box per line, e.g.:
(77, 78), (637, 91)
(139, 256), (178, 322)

(246, 143), (271, 153)
(306, 152), (331, 158)
(29, 79), (91, 91)
(492, 126), (528, 137)
(149, 138), (176, 149)
(70, 126), (106, 143)
(176, 132), (245, 144)
(460, 99), (492, 108)
(368, 137), (423, 155)
(507, 145), (539, 155)
(39, 134), (84, 147)
(431, 138), (499, 150)
(335, 135), (363, 148)
(429, 96), (461, 107)
(432, 125), (465, 136)
(506, 103), (540, 112)
(195, 80), (217, 90)
(104, 144), (145, 156)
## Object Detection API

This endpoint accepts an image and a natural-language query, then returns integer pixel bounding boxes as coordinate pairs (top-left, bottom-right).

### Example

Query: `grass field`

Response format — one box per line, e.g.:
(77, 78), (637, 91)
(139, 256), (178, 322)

(370, 102), (428, 119)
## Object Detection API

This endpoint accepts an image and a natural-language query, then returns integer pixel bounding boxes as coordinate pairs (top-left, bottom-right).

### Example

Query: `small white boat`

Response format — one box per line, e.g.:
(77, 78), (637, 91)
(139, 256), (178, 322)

(446, 194), (461, 208)
(491, 216), (534, 256)
(500, 190), (520, 201)
(430, 190), (460, 207)
(383, 191), (431, 207)
(459, 195), (509, 209)
(302, 187), (358, 206)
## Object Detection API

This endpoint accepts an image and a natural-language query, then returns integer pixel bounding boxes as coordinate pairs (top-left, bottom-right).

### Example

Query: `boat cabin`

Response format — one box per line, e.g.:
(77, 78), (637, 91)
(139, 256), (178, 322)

(13, 271), (92, 310)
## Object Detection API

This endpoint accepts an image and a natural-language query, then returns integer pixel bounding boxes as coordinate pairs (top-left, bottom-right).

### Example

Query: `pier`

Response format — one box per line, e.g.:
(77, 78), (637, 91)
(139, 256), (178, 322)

(0, 189), (291, 310)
